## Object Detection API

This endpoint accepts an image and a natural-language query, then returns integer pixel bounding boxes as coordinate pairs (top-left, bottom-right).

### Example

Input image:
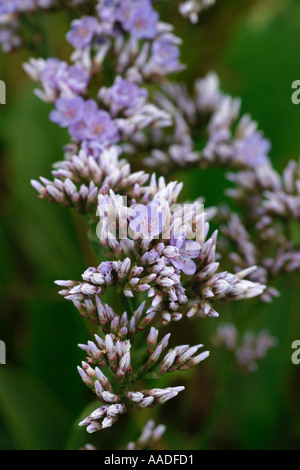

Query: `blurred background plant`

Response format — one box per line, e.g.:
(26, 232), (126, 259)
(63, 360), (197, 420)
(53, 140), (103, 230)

(1, 0), (300, 450)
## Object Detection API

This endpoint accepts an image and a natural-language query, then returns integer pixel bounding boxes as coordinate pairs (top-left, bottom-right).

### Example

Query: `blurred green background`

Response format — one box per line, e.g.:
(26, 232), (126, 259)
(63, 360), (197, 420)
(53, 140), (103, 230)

(0, 0), (300, 450)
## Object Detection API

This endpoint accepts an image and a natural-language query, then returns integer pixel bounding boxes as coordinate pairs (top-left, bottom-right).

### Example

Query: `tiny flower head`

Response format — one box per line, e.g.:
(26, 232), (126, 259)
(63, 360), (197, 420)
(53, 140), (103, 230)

(151, 39), (180, 68)
(117, 0), (158, 39)
(64, 65), (89, 93)
(84, 109), (119, 144)
(107, 79), (148, 114)
(169, 233), (200, 275)
(129, 203), (166, 239)
(234, 131), (271, 168)
(40, 58), (68, 89)
(50, 96), (85, 128)
(66, 16), (101, 49)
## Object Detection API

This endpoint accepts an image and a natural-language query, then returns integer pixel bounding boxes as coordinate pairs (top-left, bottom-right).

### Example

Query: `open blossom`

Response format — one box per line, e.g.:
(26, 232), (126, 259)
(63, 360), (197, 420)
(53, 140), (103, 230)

(64, 65), (89, 93)
(97, 0), (118, 22)
(116, 0), (158, 39)
(50, 96), (84, 127)
(83, 109), (119, 143)
(68, 99), (100, 140)
(66, 16), (101, 49)
(127, 3), (158, 39)
(151, 39), (181, 70)
(168, 234), (201, 275)
(129, 202), (166, 239)
(234, 131), (271, 168)
(115, 0), (140, 29)
(39, 58), (68, 89)
(50, 96), (119, 145)
(31, 58), (89, 96)
(105, 79), (148, 115)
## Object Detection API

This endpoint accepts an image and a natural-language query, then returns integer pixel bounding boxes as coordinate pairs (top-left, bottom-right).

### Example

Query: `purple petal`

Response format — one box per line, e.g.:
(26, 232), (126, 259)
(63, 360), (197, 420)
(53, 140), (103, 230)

(183, 241), (201, 259)
(171, 256), (197, 275)
(170, 233), (185, 250)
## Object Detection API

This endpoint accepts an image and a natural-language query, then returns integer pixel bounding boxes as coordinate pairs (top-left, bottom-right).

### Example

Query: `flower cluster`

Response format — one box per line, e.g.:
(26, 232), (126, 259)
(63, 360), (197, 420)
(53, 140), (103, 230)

(49, 142), (266, 432)
(23, 0), (184, 159)
(74, 327), (192, 432)
(79, 403), (126, 434)
(0, 0), (216, 53)
(216, 158), (300, 301)
(131, 73), (272, 171)
(127, 71), (300, 304)
(213, 323), (277, 373)
(68, 1), (184, 80)
(30, 36), (270, 431)
(53, 155), (266, 321)
(6, 0), (286, 446)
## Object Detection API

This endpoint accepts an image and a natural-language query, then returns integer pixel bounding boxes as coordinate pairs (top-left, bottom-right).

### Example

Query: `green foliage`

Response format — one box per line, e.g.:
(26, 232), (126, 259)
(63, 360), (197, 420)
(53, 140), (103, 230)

(0, 368), (71, 449)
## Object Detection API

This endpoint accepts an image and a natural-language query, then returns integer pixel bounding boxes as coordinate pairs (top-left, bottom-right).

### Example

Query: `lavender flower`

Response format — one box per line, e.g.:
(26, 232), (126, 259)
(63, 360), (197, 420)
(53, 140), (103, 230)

(168, 234), (200, 275)
(10, 0), (298, 447)
(129, 202), (166, 239)
(50, 96), (84, 128)
(51, 99), (119, 146)
(83, 109), (119, 144)
(151, 39), (181, 70)
(54, 172), (266, 321)
(234, 131), (271, 168)
(66, 16), (101, 49)
(64, 65), (89, 93)
(27, 16), (271, 437)
(116, 0), (158, 39)
(115, 0), (141, 30)
(103, 78), (148, 116)
(39, 58), (68, 90)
